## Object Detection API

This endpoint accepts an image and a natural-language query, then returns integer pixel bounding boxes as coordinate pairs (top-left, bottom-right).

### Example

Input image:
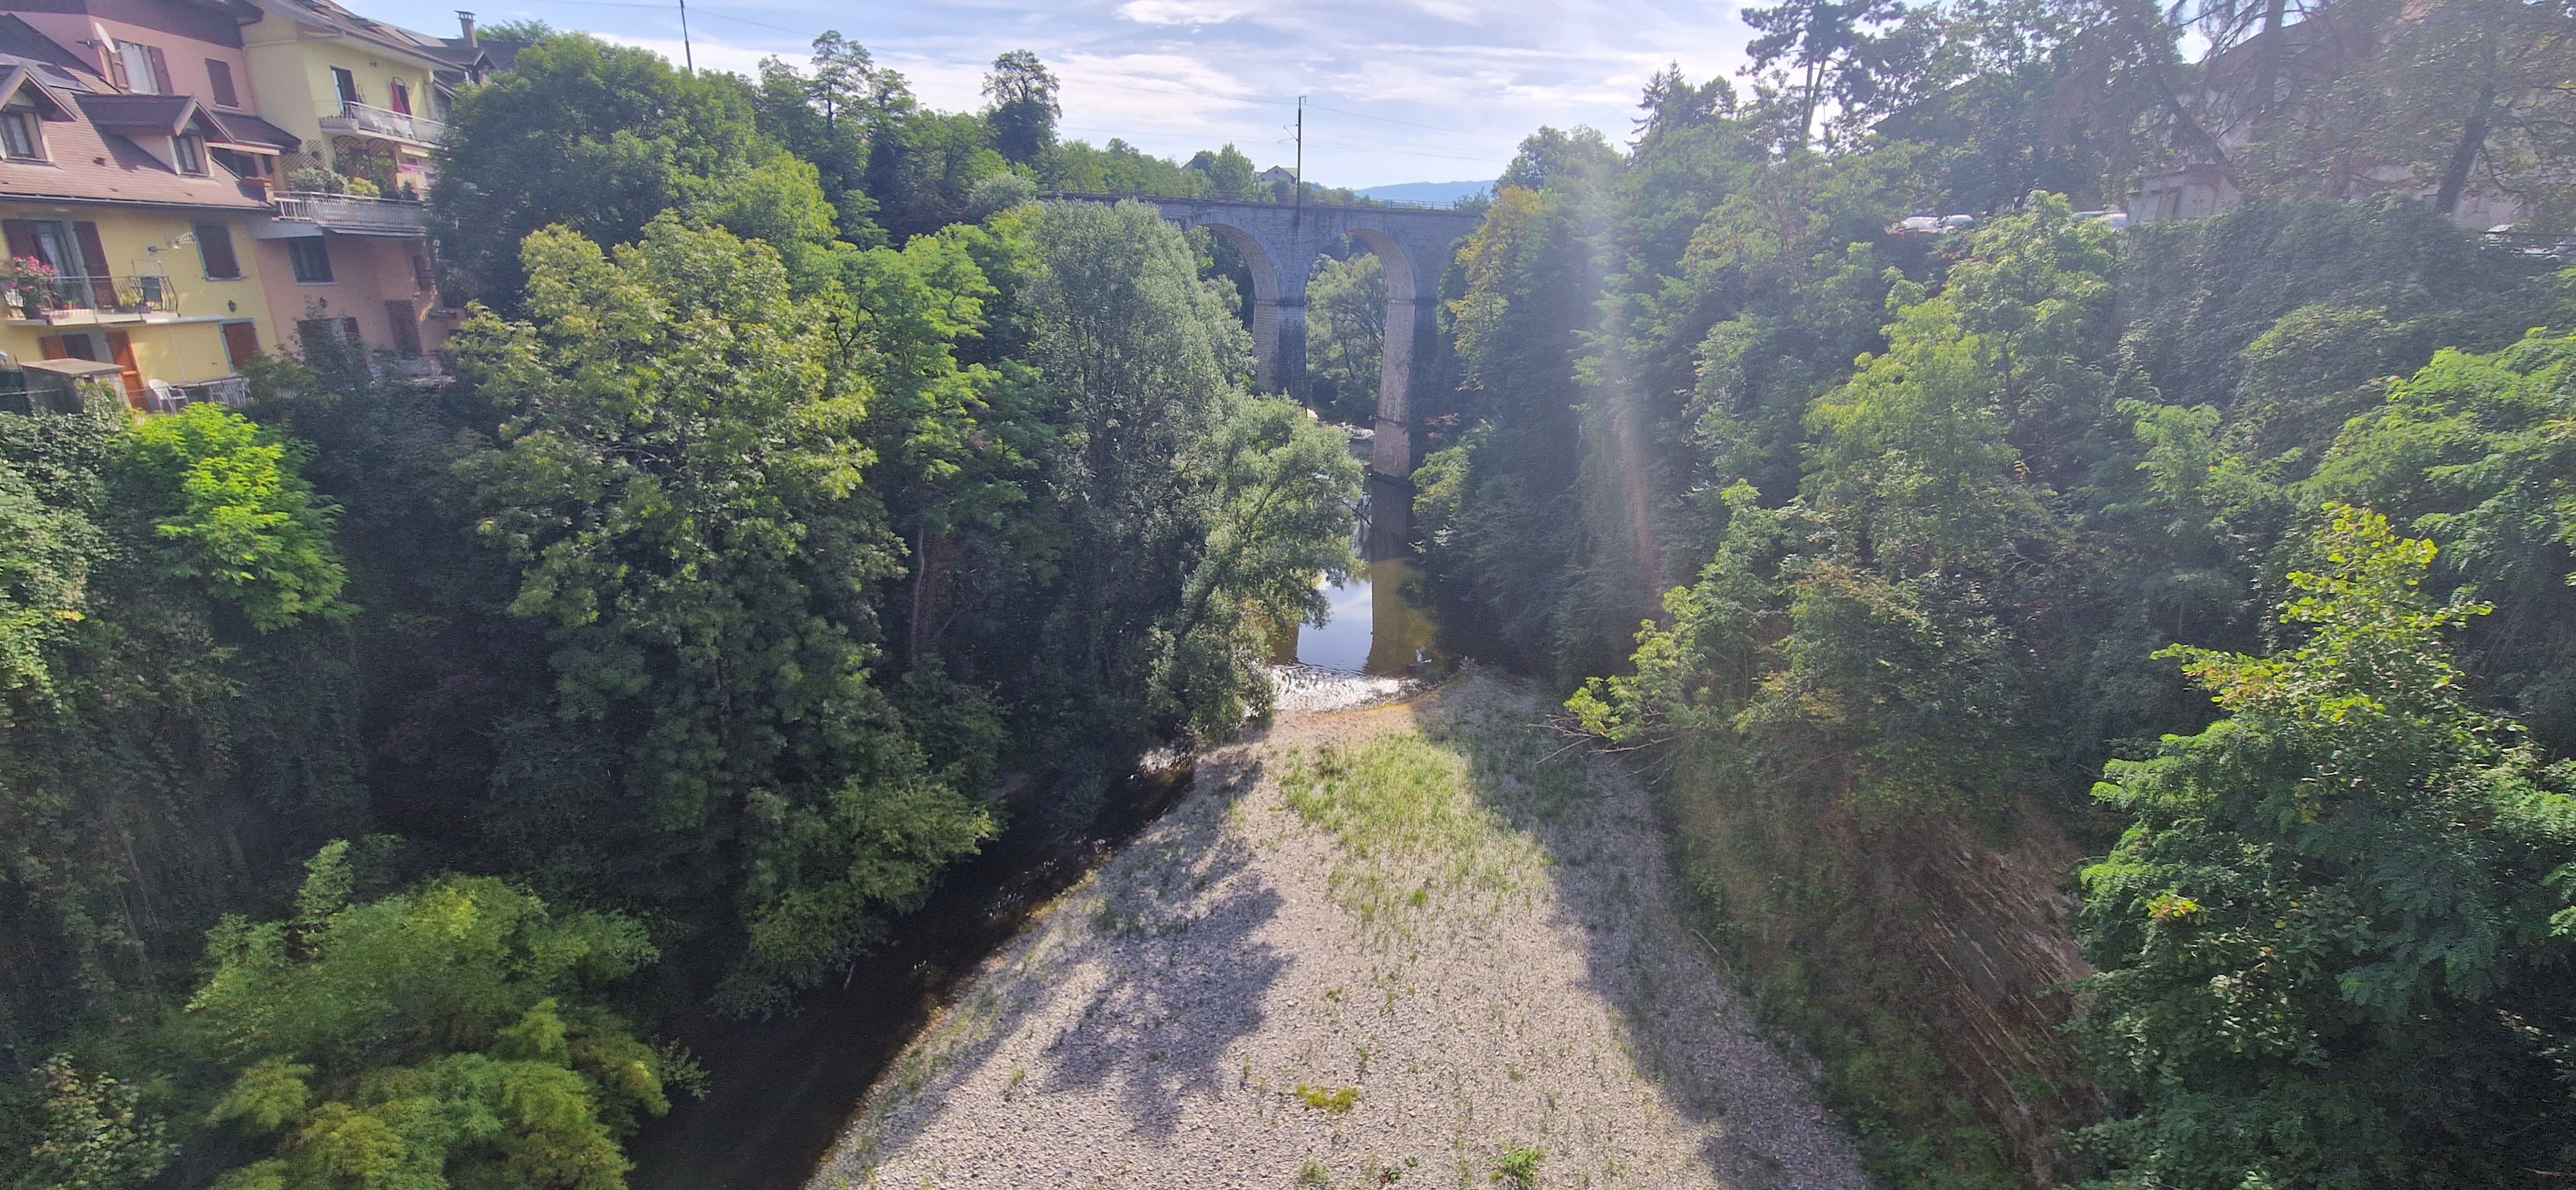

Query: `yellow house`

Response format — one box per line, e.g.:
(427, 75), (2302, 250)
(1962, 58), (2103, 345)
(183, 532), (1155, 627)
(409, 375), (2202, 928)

(238, 0), (450, 200)
(0, 53), (279, 406)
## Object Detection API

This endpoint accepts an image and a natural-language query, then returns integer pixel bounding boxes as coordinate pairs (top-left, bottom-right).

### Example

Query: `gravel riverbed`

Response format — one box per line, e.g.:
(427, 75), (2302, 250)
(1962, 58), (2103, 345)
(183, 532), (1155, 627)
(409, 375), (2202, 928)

(810, 670), (1866, 1190)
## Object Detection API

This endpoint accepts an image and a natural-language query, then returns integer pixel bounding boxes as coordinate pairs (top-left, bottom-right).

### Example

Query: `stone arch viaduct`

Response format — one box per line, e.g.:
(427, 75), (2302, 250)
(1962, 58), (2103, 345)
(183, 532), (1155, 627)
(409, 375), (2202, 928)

(1060, 195), (1483, 480)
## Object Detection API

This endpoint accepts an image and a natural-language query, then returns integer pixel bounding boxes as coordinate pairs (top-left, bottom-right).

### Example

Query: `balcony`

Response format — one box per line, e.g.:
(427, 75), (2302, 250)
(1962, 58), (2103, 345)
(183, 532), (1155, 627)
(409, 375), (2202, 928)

(141, 375), (251, 412)
(4, 274), (180, 323)
(318, 101), (445, 145)
(272, 191), (430, 236)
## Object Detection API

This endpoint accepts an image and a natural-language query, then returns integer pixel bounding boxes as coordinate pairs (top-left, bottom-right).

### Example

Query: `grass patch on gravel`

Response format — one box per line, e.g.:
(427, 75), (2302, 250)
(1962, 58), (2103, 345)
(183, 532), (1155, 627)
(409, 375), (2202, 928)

(1275, 730), (1548, 931)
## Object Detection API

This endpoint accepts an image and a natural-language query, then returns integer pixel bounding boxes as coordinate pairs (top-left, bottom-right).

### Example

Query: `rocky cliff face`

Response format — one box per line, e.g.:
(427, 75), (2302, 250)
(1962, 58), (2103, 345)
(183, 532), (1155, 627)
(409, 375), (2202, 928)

(1659, 759), (2101, 1189)
(1896, 806), (2101, 1185)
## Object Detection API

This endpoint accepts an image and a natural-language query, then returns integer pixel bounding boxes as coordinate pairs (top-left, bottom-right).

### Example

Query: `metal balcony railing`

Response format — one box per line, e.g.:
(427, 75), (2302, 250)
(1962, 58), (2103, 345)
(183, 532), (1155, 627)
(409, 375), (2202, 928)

(4, 274), (177, 319)
(142, 375), (251, 413)
(272, 191), (430, 234)
(319, 100), (446, 144)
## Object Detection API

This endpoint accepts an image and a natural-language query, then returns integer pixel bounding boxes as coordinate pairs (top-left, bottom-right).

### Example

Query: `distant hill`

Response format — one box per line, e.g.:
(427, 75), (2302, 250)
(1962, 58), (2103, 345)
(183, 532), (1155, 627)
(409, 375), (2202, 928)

(1356, 180), (1493, 205)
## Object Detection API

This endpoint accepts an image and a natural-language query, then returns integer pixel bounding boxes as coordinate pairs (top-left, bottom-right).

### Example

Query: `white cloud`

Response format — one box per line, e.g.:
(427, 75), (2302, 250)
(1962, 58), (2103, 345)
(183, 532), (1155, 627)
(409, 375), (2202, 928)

(355, 0), (1761, 188)
(1115, 0), (1266, 25)
(589, 32), (774, 80)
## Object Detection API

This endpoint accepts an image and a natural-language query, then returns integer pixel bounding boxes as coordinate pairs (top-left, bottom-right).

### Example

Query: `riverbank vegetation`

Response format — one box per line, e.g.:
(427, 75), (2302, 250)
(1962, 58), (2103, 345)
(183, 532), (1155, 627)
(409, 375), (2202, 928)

(0, 32), (1359, 1189)
(1419, 0), (2576, 1184)
(5, 0), (2573, 1185)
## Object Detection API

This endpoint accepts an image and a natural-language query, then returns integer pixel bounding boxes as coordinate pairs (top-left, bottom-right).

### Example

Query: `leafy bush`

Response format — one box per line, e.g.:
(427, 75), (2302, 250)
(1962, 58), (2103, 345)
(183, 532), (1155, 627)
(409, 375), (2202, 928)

(2076, 507), (2576, 1188)
(122, 404), (350, 632)
(189, 842), (685, 1190)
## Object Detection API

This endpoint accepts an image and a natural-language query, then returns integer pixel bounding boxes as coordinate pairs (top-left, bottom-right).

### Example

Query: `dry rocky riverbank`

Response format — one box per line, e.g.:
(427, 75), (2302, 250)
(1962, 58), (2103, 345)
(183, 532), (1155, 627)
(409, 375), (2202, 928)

(810, 670), (1865, 1189)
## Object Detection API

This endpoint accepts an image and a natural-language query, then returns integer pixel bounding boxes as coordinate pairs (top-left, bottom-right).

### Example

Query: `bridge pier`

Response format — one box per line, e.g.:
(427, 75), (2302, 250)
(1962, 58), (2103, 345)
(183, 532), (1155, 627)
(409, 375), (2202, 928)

(1373, 296), (1434, 479)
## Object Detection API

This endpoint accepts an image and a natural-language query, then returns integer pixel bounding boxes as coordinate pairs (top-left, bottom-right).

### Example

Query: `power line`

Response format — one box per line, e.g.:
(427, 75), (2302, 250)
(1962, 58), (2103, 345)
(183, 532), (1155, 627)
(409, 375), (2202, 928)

(494, 0), (808, 38)
(478, 0), (1517, 164)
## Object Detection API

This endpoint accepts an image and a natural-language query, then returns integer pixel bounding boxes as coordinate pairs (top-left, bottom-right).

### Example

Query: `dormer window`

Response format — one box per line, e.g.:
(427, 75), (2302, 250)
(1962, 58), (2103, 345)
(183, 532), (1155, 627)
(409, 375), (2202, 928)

(0, 109), (43, 161)
(173, 133), (204, 175)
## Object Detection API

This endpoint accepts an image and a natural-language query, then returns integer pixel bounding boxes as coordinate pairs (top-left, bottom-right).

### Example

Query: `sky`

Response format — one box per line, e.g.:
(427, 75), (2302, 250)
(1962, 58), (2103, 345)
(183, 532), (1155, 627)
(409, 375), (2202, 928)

(339, 0), (1762, 190)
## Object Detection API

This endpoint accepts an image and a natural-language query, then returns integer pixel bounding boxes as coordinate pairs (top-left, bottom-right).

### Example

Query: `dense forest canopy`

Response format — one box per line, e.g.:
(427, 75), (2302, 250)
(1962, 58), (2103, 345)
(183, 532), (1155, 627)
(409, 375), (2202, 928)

(3, 0), (2574, 1187)
(1416, 0), (2576, 1183)
(1, 30), (1362, 1189)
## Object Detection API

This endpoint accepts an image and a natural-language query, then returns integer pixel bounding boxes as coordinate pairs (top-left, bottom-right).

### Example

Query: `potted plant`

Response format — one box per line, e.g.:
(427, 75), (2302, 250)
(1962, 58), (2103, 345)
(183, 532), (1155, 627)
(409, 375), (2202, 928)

(1, 256), (59, 317)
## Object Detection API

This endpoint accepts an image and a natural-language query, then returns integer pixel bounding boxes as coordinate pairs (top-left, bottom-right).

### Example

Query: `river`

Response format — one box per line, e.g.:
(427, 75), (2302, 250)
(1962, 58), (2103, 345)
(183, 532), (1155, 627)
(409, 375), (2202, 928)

(627, 474), (1441, 1189)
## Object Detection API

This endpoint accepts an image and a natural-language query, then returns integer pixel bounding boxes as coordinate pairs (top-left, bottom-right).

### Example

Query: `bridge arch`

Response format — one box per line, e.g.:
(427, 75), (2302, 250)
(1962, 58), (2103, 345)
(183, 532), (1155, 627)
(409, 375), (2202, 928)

(1334, 225), (1430, 480)
(1081, 196), (1480, 479)
(1194, 222), (1291, 392)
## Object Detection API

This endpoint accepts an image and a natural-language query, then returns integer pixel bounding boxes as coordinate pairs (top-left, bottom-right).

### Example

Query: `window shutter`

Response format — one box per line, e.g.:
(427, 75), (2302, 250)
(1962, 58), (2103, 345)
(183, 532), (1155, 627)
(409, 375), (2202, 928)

(384, 301), (421, 356)
(71, 223), (108, 285)
(144, 46), (169, 95)
(206, 60), (237, 108)
(104, 46), (128, 91)
(193, 222), (239, 279)
(37, 335), (64, 359)
(222, 321), (258, 370)
(3, 220), (40, 263)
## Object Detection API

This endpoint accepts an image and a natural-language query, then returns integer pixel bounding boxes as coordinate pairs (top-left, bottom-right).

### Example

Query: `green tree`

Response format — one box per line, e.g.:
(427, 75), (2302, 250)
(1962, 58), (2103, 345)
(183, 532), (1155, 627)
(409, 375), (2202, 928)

(1305, 250), (1386, 425)
(121, 403), (352, 633)
(189, 843), (683, 1190)
(983, 50), (1060, 169)
(1162, 394), (1363, 735)
(2077, 506), (2576, 1189)
(450, 216), (991, 1011)
(433, 33), (773, 305)
(1020, 200), (1356, 750)
(0, 449), (98, 710)
(1184, 144), (1256, 198)
(16, 1056), (169, 1190)
(1739, 0), (1916, 148)
(2310, 327), (2576, 752)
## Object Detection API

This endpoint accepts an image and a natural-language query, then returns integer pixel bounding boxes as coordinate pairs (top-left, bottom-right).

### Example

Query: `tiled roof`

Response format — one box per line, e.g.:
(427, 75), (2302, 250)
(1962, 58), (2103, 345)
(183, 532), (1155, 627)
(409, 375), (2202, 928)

(75, 93), (203, 135)
(247, 0), (454, 64)
(206, 111), (301, 151)
(0, 17), (100, 84)
(0, 100), (269, 211)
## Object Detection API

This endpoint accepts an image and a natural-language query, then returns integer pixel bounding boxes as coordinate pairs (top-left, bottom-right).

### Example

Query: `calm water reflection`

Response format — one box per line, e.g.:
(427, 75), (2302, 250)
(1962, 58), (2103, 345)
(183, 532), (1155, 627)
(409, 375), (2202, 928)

(1280, 477), (1444, 677)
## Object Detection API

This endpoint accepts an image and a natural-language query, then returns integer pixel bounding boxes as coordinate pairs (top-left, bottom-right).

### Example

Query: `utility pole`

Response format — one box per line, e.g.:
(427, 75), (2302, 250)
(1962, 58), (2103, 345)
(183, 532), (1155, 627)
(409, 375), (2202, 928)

(1294, 95), (1304, 209)
(677, 0), (694, 75)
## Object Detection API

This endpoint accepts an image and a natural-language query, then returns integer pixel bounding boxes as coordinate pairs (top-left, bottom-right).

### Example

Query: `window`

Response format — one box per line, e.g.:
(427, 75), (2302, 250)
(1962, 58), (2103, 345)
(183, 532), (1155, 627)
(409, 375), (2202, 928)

(0, 109), (42, 160)
(172, 134), (204, 175)
(287, 236), (333, 283)
(387, 79), (410, 116)
(39, 330), (103, 361)
(209, 147), (265, 179)
(384, 299), (421, 357)
(330, 67), (359, 109)
(5, 218), (103, 302)
(296, 317), (361, 355)
(205, 60), (238, 108)
(113, 41), (168, 95)
(192, 222), (240, 279)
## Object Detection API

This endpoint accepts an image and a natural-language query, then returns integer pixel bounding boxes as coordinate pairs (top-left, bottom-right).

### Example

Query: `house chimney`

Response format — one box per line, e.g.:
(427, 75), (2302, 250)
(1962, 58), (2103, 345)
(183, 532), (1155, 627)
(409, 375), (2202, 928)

(456, 12), (477, 48)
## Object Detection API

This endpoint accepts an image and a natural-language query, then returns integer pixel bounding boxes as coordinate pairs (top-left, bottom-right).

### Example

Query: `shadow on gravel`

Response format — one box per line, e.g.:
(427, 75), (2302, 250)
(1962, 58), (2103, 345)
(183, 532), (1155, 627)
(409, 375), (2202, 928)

(1408, 682), (1854, 1190)
(817, 753), (1291, 1175)
(636, 761), (1201, 1190)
